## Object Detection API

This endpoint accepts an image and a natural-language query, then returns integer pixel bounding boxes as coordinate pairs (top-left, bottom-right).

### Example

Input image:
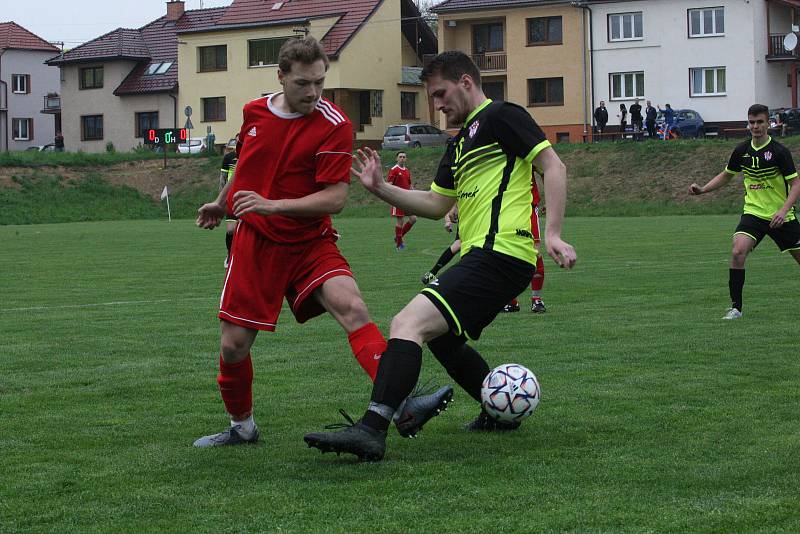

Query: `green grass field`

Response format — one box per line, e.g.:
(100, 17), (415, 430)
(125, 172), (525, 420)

(1, 216), (798, 532)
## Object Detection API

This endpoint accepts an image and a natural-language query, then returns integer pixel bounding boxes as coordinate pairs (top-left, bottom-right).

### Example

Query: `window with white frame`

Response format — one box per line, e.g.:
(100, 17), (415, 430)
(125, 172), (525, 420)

(688, 7), (724, 37)
(11, 74), (29, 93)
(12, 118), (32, 140)
(608, 12), (643, 41)
(690, 67), (726, 96)
(610, 72), (645, 99)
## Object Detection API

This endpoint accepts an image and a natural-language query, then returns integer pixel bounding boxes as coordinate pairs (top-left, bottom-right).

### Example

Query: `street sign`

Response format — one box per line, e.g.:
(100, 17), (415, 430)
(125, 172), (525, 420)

(184, 105), (193, 117)
(184, 117), (194, 130)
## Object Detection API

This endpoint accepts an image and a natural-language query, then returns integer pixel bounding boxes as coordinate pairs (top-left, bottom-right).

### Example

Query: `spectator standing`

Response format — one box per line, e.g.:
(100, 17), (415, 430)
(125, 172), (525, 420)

(630, 99), (643, 133)
(645, 101), (657, 139)
(618, 104), (628, 133)
(593, 101), (608, 135)
(659, 104), (674, 140)
(54, 131), (64, 152)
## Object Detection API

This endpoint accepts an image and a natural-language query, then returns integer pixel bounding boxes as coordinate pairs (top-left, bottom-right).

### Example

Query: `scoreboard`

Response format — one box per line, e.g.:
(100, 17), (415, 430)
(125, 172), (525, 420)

(145, 128), (188, 145)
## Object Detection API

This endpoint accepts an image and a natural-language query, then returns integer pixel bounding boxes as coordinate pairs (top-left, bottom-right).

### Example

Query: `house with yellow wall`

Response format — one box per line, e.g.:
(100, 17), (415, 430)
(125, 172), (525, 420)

(177, 0), (437, 146)
(430, 0), (591, 143)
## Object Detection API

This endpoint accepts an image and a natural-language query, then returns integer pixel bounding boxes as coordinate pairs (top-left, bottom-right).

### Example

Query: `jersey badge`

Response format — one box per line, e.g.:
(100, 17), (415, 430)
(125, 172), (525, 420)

(247, 127), (257, 137)
(764, 151), (772, 162)
(468, 120), (480, 139)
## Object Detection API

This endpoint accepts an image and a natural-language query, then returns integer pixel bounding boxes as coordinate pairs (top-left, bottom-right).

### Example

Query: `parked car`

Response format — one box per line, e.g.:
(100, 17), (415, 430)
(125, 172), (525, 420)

(656, 109), (705, 139)
(177, 137), (207, 154)
(775, 107), (800, 131)
(25, 143), (56, 152)
(382, 123), (450, 150)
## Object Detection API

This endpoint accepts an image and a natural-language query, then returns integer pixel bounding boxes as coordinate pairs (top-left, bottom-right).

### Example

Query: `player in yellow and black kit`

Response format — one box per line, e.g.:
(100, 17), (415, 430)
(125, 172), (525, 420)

(304, 51), (577, 461)
(690, 104), (800, 319)
(219, 138), (238, 268)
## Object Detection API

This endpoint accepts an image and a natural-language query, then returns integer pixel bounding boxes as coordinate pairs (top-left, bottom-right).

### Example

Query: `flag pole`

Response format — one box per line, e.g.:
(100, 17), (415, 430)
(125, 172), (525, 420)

(166, 193), (171, 222)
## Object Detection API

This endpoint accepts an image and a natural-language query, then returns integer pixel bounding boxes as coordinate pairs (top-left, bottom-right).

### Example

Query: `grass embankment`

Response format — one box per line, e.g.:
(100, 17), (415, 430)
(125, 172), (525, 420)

(3, 136), (800, 224)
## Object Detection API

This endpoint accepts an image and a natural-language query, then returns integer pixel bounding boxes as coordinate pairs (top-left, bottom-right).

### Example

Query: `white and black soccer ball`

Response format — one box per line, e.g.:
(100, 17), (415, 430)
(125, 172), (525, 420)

(481, 363), (540, 423)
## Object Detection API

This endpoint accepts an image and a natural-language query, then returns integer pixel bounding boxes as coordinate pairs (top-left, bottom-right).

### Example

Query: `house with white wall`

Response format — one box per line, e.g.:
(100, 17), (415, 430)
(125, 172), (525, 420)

(587, 0), (798, 132)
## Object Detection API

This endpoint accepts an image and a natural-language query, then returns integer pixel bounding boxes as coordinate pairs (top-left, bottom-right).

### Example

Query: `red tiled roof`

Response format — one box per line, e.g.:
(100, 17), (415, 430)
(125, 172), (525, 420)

(432, 0), (570, 12)
(0, 21), (60, 52)
(207, 0), (383, 58)
(45, 7), (226, 95)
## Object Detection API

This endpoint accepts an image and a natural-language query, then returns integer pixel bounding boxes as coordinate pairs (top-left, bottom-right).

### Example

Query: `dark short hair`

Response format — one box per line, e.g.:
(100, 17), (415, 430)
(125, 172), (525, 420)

(420, 51), (481, 87)
(748, 104), (769, 118)
(397, 151), (407, 157)
(278, 36), (329, 73)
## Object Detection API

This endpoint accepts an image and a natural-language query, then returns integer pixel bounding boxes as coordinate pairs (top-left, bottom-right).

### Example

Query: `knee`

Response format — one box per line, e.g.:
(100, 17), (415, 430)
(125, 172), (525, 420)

(220, 335), (250, 363)
(335, 296), (370, 331)
(731, 246), (749, 265)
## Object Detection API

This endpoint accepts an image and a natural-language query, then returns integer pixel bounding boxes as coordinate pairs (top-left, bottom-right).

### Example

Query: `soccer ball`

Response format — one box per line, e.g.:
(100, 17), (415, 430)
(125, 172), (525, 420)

(481, 363), (540, 423)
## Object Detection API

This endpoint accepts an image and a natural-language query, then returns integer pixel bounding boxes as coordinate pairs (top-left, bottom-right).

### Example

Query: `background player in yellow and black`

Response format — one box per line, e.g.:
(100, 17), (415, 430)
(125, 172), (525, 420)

(219, 135), (239, 268)
(689, 104), (800, 319)
(304, 51), (576, 461)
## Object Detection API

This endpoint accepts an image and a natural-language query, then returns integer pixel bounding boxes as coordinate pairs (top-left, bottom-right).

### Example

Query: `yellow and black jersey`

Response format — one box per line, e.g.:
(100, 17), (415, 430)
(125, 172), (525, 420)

(725, 136), (798, 221)
(431, 99), (551, 265)
(221, 151), (238, 182)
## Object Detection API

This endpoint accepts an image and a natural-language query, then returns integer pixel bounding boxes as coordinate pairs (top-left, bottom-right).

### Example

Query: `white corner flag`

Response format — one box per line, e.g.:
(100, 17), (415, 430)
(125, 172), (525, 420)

(160, 185), (171, 221)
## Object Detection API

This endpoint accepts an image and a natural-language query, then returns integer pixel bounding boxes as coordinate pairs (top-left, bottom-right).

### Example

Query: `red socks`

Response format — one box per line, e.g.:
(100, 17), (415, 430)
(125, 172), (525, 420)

(217, 353), (253, 420)
(401, 221), (415, 236)
(394, 226), (403, 247)
(348, 322), (386, 381)
(532, 255), (545, 291)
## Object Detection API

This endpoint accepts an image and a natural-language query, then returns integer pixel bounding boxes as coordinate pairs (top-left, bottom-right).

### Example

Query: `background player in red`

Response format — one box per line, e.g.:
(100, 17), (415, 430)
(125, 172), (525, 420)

(194, 37), (450, 447)
(387, 151), (416, 250)
(504, 173), (546, 313)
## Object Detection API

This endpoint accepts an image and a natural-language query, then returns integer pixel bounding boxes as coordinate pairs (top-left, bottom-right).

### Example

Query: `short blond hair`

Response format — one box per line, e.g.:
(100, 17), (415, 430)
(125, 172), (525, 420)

(278, 36), (329, 73)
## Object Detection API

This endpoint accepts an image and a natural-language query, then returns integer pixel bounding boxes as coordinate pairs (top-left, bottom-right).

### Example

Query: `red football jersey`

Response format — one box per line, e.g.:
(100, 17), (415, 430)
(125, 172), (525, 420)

(532, 179), (540, 207)
(387, 165), (412, 190)
(229, 94), (353, 243)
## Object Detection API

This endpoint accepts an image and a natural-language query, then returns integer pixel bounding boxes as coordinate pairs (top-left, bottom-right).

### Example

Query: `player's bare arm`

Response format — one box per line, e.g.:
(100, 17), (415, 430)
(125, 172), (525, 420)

(352, 147), (454, 219)
(770, 178), (800, 228)
(197, 168), (236, 229)
(689, 170), (732, 195)
(233, 181), (348, 218)
(534, 147), (577, 269)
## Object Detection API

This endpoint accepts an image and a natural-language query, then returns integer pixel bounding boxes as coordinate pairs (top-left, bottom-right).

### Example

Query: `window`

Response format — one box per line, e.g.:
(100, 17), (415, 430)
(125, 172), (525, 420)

(690, 67), (726, 96)
(249, 38), (291, 67)
(81, 115), (103, 140)
(527, 77), (564, 106)
(198, 45), (227, 72)
(689, 7), (724, 37)
(370, 90), (383, 118)
(483, 81), (504, 101)
(135, 112), (159, 138)
(11, 74), (29, 94)
(528, 17), (562, 46)
(473, 23), (503, 53)
(12, 118), (32, 140)
(610, 72), (645, 99)
(401, 92), (417, 120)
(609, 12), (643, 41)
(80, 67), (103, 89)
(145, 62), (173, 75)
(202, 97), (226, 121)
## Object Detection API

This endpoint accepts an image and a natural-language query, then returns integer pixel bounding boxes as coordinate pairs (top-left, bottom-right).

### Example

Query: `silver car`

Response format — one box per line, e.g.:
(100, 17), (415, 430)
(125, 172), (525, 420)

(382, 123), (450, 150)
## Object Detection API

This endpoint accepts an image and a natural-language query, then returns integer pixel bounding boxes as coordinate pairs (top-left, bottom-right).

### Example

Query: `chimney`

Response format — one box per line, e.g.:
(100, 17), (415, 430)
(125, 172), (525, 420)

(166, 1), (185, 21)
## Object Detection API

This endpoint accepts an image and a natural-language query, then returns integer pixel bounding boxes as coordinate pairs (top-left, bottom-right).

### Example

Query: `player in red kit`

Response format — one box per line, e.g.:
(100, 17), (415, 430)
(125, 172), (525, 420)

(387, 151), (416, 250)
(503, 173), (546, 313)
(193, 37), (451, 447)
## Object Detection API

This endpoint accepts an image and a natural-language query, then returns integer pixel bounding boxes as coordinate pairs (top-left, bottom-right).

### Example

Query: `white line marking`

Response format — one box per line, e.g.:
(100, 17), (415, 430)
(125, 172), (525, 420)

(1, 296), (212, 313)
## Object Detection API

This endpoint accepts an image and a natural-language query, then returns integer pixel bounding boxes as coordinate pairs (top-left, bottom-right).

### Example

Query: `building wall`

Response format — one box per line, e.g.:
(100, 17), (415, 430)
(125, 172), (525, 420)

(178, 0), (431, 143)
(590, 0), (785, 127)
(1, 49), (60, 150)
(436, 5), (590, 141)
(757, 2), (797, 109)
(60, 60), (176, 152)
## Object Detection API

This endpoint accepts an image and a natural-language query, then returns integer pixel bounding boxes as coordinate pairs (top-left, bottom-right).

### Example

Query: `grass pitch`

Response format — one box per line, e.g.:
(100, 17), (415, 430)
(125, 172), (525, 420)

(1, 216), (798, 532)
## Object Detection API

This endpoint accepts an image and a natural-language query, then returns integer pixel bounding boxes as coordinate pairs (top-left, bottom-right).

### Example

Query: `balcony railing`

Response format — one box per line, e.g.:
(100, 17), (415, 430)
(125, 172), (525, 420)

(768, 33), (800, 59)
(41, 94), (61, 114)
(423, 52), (507, 71)
(471, 52), (506, 71)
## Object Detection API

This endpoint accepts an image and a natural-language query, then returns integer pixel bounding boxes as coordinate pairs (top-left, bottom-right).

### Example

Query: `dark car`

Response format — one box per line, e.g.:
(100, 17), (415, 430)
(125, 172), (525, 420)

(656, 109), (705, 139)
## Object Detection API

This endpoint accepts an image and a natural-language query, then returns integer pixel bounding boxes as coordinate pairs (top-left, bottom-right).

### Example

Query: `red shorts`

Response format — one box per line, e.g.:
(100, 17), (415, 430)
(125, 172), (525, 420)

(531, 205), (541, 244)
(218, 223), (353, 331)
(390, 206), (405, 218)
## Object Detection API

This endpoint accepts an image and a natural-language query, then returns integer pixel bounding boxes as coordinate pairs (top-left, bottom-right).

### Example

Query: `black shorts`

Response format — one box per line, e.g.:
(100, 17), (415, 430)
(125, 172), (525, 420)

(421, 248), (533, 340)
(734, 213), (800, 252)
